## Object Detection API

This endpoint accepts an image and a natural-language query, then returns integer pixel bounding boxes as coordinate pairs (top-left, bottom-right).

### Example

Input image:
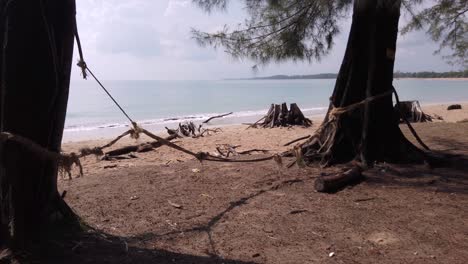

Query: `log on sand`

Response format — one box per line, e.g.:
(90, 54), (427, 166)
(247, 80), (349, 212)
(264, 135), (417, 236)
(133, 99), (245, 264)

(104, 134), (178, 157)
(447, 104), (462, 110)
(314, 166), (364, 193)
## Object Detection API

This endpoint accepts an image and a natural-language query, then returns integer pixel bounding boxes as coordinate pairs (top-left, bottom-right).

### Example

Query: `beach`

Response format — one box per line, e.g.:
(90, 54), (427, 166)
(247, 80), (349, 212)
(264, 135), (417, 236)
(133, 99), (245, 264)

(62, 102), (468, 162)
(58, 102), (468, 263)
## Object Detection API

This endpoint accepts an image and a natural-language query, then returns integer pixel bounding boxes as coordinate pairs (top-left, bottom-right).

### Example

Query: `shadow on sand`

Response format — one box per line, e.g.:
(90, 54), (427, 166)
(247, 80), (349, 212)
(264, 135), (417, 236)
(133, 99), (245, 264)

(365, 137), (468, 195)
(17, 178), (305, 264)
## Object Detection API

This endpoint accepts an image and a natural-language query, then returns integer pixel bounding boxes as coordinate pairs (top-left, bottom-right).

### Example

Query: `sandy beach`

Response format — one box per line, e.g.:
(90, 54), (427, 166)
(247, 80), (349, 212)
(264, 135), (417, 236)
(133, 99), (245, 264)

(62, 102), (468, 163)
(56, 102), (468, 263)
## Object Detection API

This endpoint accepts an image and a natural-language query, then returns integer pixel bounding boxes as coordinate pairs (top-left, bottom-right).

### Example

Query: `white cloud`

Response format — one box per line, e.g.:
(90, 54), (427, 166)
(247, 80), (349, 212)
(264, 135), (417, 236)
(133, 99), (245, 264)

(71, 0), (456, 80)
(164, 0), (190, 17)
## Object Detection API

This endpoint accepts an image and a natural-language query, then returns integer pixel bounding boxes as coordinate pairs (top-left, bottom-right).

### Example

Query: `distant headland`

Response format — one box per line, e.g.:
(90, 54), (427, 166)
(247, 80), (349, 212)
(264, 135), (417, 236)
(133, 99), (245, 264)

(228, 71), (468, 80)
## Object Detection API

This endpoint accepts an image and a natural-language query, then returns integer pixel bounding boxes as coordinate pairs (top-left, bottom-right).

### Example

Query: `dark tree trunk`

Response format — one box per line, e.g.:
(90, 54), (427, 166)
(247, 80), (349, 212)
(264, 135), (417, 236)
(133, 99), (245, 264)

(0, 0), (78, 248)
(302, 0), (425, 166)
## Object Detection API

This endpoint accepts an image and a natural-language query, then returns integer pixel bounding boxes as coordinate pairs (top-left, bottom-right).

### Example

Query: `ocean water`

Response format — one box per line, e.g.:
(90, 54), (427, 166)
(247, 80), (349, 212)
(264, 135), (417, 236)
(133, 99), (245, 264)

(64, 79), (468, 141)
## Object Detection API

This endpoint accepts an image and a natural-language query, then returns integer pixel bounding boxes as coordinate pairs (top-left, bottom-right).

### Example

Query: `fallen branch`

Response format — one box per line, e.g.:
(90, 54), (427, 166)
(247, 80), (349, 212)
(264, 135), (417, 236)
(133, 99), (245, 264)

(104, 134), (178, 157)
(246, 116), (266, 129)
(238, 149), (270, 155)
(203, 112), (233, 123)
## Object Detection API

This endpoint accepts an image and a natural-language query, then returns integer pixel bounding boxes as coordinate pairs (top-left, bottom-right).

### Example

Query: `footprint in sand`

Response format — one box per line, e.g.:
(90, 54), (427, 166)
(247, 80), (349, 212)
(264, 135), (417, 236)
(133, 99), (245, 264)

(367, 232), (400, 245)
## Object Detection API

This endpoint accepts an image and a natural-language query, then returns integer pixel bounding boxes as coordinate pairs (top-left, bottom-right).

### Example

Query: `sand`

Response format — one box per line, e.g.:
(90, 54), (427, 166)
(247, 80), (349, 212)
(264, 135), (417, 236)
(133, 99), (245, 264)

(54, 102), (468, 264)
(62, 102), (468, 169)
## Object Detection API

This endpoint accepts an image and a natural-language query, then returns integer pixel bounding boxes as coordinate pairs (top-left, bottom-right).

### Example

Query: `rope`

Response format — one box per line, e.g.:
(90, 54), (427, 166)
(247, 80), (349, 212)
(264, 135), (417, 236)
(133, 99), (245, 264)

(85, 67), (136, 124)
(73, 16), (135, 125)
(392, 86), (430, 150)
(73, 11), (87, 80)
(329, 90), (393, 118)
(69, 14), (282, 165)
(0, 132), (83, 178)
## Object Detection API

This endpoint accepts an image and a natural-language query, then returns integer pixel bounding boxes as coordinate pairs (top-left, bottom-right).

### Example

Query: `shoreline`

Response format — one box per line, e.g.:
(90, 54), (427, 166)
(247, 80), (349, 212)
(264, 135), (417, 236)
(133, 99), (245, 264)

(62, 102), (468, 146)
(62, 101), (468, 143)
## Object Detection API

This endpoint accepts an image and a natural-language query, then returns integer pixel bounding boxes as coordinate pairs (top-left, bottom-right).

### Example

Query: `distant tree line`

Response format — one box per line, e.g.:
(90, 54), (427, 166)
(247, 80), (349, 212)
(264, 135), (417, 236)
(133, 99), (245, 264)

(394, 70), (468, 78)
(237, 71), (468, 80)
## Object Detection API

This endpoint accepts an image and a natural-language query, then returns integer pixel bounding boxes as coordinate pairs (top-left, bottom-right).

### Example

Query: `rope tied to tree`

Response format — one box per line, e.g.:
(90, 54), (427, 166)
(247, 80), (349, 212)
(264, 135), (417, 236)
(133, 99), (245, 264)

(76, 59), (87, 79)
(329, 89), (394, 119)
(0, 132), (84, 179)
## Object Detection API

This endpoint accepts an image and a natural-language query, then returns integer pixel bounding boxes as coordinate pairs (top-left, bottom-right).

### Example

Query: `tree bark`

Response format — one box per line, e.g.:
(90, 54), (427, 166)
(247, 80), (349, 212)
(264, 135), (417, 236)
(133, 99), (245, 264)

(303, 0), (425, 166)
(0, 0), (77, 248)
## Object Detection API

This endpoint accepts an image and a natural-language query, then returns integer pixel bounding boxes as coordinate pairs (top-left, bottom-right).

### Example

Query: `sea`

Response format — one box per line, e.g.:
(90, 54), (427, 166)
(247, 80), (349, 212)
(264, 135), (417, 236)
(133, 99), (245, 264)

(63, 79), (468, 142)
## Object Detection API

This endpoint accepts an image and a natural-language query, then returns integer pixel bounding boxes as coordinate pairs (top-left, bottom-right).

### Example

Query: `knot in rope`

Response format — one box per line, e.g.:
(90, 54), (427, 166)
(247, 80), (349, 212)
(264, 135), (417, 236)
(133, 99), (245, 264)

(329, 89), (394, 119)
(195, 152), (209, 161)
(130, 122), (143, 139)
(77, 60), (88, 79)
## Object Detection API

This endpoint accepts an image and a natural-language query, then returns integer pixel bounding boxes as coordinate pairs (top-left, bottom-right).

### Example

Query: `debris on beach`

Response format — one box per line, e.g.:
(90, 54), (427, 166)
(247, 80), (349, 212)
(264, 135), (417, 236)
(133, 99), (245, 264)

(166, 121), (222, 138)
(248, 103), (313, 128)
(447, 104), (462, 110)
(164, 112), (230, 138)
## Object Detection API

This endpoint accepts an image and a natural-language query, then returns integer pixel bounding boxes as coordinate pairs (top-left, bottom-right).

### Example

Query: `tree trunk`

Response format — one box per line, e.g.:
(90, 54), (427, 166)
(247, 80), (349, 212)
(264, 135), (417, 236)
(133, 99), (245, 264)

(302, 0), (425, 166)
(0, 0), (78, 248)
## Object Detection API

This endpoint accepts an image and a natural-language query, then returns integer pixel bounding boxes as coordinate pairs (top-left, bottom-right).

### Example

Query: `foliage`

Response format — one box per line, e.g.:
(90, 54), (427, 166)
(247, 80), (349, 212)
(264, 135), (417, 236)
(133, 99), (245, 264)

(192, 0), (353, 65)
(192, 0), (467, 68)
(402, 0), (468, 68)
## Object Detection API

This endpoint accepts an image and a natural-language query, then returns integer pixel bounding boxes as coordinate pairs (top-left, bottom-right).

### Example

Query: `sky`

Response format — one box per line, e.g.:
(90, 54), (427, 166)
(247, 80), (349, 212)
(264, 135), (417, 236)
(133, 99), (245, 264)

(72, 0), (462, 81)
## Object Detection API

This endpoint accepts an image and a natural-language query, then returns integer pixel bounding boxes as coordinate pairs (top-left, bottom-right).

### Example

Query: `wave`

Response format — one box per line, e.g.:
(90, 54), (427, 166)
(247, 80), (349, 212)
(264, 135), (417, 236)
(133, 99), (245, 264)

(64, 106), (328, 133)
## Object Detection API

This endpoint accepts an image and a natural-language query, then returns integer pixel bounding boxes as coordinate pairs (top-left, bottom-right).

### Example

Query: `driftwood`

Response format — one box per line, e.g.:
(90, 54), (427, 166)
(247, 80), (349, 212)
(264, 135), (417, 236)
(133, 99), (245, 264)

(251, 103), (312, 128)
(394, 101), (434, 123)
(215, 144), (270, 158)
(246, 116), (266, 129)
(166, 121), (222, 138)
(314, 166), (364, 193)
(104, 134), (178, 158)
(203, 112), (233, 123)
(447, 104), (462, 110)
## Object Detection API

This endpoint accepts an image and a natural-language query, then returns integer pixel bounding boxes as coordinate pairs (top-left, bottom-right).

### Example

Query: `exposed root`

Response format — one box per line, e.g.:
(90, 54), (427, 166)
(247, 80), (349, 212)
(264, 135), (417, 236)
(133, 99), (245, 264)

(297, 88), (432, 167)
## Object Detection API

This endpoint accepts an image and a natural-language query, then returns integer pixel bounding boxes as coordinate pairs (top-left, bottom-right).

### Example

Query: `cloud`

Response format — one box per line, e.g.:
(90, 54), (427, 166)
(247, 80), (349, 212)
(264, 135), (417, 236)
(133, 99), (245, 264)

(71, 0), (455, 80)
(164, 0), (190, 17)
(96, 22), (161, 57)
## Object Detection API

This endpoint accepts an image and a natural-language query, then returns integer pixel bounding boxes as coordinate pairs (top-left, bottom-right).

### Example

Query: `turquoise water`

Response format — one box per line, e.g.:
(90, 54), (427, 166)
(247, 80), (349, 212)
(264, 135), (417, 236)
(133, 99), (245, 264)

(64, 79), (468, 141)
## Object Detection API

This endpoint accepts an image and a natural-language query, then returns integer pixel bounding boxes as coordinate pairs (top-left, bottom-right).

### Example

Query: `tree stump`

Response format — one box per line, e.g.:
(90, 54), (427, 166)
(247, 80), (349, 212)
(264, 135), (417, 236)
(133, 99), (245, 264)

(394, 101), (432, 122)
(254, 103), (312, 128)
